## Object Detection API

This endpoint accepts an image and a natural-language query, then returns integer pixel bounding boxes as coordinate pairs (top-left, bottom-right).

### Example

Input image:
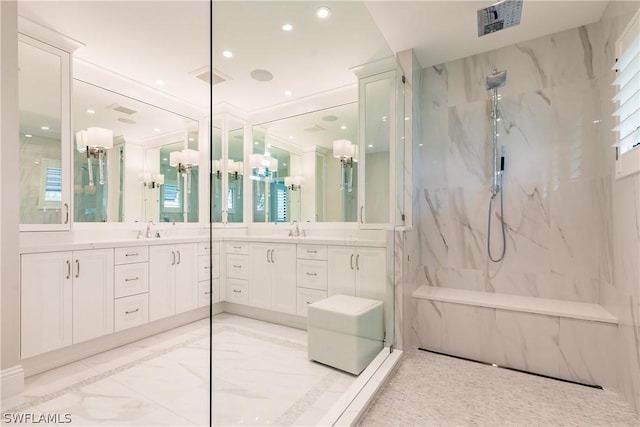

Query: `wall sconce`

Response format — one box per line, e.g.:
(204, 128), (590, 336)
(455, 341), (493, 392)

(76, 127), (113, 186)
(249, 153), (278, 177)
(169, 148), (199, 194)
(284, 175), (304, 191)
(213, 159), (245, 180)
(332, 139), (358, 192)
(139, 172), (165, 188)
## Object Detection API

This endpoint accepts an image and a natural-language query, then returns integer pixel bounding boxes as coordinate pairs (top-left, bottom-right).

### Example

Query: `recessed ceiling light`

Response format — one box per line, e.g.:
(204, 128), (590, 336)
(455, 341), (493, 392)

(419, 143), (424, 147)
(284, 90), (292, 96)
(34, 160), (40, 164)
(41, 126), (49, 130)
(340, 125), (347, 130)
(87, 108), (95, 115)
(163, 158), (168, 161)
(222, 50), (233, 58)
(283, 162), (287, 166)
(254, 142), (259, 145)
(368, 144), (373, 148)
(322, 115), (338, 122)
(289, 136), (294, 139)
(316, 6), (331, 19)
(155, 79), (165, 86)
(282, 24), (293, 32)
(154, 128), (161, 132)
(25, 134), (33, 138)
(404, 117), (410, 121)
(381, 116), (387, 122)
(189, 138), (194, 141)
(592, 119), (600, 124)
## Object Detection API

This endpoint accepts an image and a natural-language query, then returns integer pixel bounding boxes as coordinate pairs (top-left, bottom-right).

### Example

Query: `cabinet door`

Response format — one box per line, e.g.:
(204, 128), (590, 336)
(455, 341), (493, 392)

(355, 247), (387, 302)
(327, 246), (356, 296)
(248, 243), (272, 309)
(271, 244), (296, 314)
(175, 243), (199, 313)
(149, 245), (176, 321)
(72, 249), (114, 344)
(21, 252), (73, 358)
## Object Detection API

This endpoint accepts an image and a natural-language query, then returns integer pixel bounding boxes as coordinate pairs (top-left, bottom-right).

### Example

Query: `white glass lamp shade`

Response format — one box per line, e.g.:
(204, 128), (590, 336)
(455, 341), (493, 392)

(169, 151), (181, 167)
(153, 174), (164, 185)
(234, 161), (244, 175)
(213, 159), (221, 172)
(294, 175), (304, 186)
(88, 127), (113, 149)
(269, 157), (278, 171)
(284, 176), (293, 187)
(182, 148), (199, 166)
(249, 153), (263, 169)
(333, 139), (354, 159)
(76, 130), (88, 152)
(227, 159), (235, 171)
(139, 172), (152, 183)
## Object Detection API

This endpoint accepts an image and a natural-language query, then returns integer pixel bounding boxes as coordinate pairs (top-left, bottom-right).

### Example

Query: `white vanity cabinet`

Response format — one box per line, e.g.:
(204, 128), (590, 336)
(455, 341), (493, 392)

(225, 241), (249, 305)
(21, 248), (114, 358)
(327, 246), (386, 302)
(248, 243), (297, 314)
(198, 241), (220, 307)
(296, 244), (328, 317)
(114, 246), (149, 332)
(149, 243), (198, 321)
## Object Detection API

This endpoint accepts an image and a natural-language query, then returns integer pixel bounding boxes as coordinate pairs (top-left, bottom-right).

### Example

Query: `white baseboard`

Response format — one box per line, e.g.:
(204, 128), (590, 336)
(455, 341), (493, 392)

(1, 365), (24, 399)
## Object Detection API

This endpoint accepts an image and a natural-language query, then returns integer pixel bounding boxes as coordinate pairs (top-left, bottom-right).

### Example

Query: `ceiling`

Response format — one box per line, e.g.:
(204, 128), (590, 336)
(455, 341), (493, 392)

(17, 1), (609, 122)
(364, 1), (609, 68)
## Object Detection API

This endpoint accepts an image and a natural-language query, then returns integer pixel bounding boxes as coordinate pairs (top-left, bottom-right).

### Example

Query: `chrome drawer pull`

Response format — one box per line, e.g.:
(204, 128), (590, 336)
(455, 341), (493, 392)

(204, 266), (210, 269)
(66, 260), (71, 279)
(125, 308), (139, 315)
(125, 277), (139, 282)
(233, 245), (242, 249)
(307, 250), (317, 254)
(204, 291), (211, 295)
(306, 272), (317, 276)
(125, 252), (139, 257)
(233, 289), (241, 293)
(233, 264), (242, 268)
(306, 301), (311, 304)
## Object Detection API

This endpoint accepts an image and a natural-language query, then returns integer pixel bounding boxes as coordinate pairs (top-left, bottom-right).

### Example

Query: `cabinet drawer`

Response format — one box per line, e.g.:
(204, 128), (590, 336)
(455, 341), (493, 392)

(297, 244), (327, 260)
(296, 288), (327, 317)
(226, 241), (248, 255)
(198, 254), (220, 281)
(297, 259), (328, 290)
(199, 241), (220, 256)
(198, 278), (220, 307)
(227, 254), (248, 279)
(226, 279), (248, 305)
(114, 293), (149, 332)
(115, 246), (149, 265)
(114, 262), (149, 298)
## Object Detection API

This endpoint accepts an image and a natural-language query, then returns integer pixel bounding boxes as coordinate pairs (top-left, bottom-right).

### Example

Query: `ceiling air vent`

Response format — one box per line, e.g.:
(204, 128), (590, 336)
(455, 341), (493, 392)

(107, 103), (137, 115)
(190, 66), (231, 86)
(304, 124), (325, 133)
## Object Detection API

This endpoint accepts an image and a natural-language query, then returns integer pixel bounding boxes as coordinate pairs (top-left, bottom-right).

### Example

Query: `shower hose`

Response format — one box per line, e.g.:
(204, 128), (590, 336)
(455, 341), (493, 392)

(487, 174), (506, 263)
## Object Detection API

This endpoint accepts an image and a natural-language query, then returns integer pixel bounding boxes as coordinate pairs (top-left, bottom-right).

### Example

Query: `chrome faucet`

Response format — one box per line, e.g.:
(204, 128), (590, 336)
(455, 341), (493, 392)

(289, 220), (300, 237)
(146, 221), (155, 239)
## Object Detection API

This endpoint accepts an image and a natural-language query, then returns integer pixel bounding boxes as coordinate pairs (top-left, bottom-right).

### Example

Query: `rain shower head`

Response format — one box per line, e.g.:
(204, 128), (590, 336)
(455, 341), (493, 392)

(477, 0), (523, 37)
(486, 68), (507, 90)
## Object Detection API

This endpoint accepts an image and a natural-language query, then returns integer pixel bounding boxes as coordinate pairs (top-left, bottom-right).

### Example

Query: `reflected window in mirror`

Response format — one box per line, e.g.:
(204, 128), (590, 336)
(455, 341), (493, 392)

(19, 38), (67, 226)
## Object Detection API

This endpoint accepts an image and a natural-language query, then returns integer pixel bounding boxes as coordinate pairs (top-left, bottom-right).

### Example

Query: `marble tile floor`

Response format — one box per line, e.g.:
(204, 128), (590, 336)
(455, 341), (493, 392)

(358, 349), (640, 427)
(1, 313), (357, 426)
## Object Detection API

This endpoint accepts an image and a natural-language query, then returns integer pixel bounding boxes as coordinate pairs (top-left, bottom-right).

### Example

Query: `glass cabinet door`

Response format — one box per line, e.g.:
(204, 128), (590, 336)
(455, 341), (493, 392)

(211, 124), (223, 223)
(18, 36), (71, 230)
(226, 120), (244, 223)
(359, 70), (396, 227)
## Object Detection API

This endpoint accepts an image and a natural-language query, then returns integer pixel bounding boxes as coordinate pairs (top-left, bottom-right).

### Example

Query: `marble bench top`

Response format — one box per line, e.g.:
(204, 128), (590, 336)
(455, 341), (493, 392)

(412, 286), (618, 324)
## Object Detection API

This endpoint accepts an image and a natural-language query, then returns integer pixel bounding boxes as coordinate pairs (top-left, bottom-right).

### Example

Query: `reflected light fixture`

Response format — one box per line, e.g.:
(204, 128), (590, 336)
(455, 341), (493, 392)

(170, 149), (199, 194)
(139, 172), (165, 188)
(249, 153), (278, 177)
(76, 127), (114, 186)
(284, 175), (304, 191)
(332, 139), (358, 192)
(316, 6), (331, 18)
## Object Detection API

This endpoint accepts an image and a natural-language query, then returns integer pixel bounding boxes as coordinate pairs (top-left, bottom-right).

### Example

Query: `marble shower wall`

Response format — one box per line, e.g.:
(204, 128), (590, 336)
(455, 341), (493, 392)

(413, 22), (610, 304)
(599, 1), (640, 413)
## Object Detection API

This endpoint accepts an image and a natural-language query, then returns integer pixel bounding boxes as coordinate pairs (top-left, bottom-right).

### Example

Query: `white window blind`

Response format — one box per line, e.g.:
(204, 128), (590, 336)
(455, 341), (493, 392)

(612, 12), (640, 155)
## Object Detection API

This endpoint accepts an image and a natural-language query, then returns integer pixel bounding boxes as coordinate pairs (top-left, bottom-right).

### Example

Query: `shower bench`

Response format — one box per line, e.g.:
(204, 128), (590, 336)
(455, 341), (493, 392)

(412, 285), (618, 389)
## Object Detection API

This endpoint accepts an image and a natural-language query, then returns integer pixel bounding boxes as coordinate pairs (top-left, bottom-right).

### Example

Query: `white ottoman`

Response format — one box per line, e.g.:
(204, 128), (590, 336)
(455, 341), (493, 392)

(307, 294), (384, 375)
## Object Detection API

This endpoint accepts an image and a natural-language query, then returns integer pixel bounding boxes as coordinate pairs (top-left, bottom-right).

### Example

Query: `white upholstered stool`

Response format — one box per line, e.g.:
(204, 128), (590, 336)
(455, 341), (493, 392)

(307, 294), (384, 375)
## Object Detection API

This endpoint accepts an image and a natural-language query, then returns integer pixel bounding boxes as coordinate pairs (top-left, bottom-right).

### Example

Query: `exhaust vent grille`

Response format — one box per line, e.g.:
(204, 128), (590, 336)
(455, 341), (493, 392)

(304, 125), (325, 133)
(107, 103), (137, 115)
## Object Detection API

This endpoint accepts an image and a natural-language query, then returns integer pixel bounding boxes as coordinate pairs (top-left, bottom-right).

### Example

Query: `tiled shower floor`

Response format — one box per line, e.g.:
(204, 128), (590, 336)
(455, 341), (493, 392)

(358, 349), (640, 426)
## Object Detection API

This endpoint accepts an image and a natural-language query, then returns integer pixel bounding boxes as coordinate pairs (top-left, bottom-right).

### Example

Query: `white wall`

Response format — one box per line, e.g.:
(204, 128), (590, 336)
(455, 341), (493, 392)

(1, 0), (21, 375)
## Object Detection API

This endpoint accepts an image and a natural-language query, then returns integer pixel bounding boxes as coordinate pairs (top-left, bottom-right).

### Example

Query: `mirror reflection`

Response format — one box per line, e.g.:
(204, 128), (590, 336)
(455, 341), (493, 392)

(19, 38), (64, 225)
(71, 79), (199, 222)
(251, 102), (358, 223)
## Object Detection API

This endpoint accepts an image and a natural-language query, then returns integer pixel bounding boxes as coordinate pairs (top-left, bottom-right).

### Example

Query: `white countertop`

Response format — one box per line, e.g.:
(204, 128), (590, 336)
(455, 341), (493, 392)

(20, 234), (386, 254)
(412, 285), (618, 324)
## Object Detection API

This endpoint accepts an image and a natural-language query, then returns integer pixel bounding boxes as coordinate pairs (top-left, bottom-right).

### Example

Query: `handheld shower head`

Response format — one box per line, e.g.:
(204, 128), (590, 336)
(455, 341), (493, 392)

(486, 69), (507, 91)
